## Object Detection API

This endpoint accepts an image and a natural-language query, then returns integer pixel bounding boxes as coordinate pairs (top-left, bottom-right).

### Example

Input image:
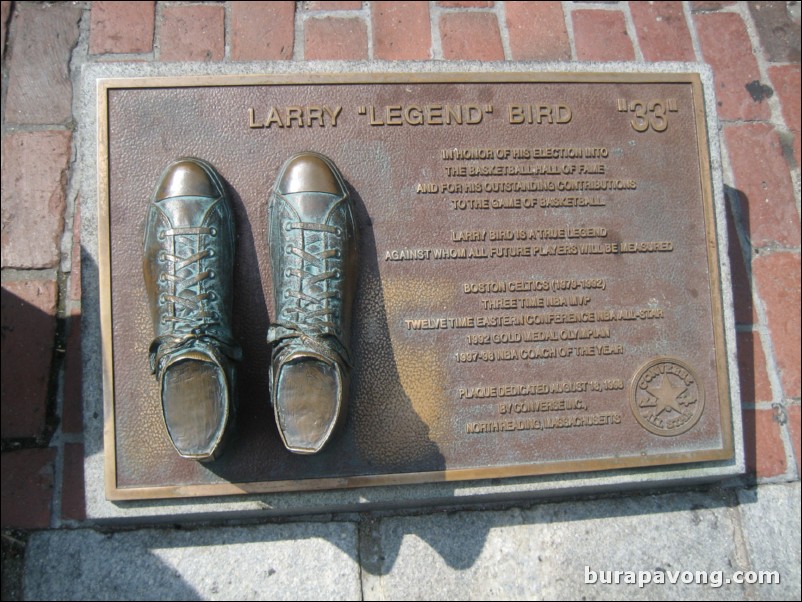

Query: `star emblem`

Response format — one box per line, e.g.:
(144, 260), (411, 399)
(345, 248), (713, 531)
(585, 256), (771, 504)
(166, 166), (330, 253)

(646, 374), (688, 416)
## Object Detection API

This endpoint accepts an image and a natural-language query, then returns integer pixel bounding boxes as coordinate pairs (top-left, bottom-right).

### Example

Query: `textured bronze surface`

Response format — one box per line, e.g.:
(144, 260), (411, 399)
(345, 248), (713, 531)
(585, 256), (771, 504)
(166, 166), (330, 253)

(98, 73), (733, 500)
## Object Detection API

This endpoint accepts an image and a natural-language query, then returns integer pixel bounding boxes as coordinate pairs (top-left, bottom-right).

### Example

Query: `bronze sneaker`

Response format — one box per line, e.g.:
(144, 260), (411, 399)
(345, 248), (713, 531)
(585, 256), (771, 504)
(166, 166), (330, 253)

(143, 158), (241, 461)
(267, 152), (358, 454)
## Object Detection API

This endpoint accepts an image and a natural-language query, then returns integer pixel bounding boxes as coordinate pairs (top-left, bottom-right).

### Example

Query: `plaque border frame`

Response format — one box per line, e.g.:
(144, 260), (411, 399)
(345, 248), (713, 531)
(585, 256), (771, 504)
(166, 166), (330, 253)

(97, 72), (734, 501)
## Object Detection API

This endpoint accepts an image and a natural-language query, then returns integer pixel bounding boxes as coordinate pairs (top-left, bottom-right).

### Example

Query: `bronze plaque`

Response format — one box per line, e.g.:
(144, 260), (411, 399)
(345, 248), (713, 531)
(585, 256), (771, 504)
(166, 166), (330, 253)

(98, 73), (734, 500)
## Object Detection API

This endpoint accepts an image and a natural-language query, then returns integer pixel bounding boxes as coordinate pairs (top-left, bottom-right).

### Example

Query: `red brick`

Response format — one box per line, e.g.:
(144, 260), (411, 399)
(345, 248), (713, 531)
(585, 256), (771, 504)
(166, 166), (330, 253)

(743, 408), (787, 478)
(1, 131), (71, 269)
(690, 1), (736, 9)
(438, 1), (494, 7)
(61, 443), (86, 521)
(61, 312), (83, 435)
(373, 1), (431, 60)
(505, 1), (569, 61)
(753, 252), (801, 398)
(1, 281), (58, 439)
(748, 1), (801, 64)
(769, 65), (801, 135)
(0, 448), (55, 528)
(440, 12), (504, 60)
(69, 203), (81, 302)
(305, 1), (362, 9)
(572, 10), (635, 61)
(1, 0), (11, 60)
(231, 1), (294, 61)
(724, 124), (800, 248)
(304, 17), (368, 60)
(726, 198), (757, 325)
(630, 1), (694, 62)
(737, 332), (773, 404)
(4, 3), (81, 125)
(89, 1), (155, 54)
(159, 5), (224, 62)
(694, 12), (770, 122)
(787, 405), (801, 474)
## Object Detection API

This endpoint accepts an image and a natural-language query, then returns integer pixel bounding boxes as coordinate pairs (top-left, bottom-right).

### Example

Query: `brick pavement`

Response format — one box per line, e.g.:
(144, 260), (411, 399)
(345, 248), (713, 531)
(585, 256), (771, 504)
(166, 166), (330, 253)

(1, 1), (799, 598)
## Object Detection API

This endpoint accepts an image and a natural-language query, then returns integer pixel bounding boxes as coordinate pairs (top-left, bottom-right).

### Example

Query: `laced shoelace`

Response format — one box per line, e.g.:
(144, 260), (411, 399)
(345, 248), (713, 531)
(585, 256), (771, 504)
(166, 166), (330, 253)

(158, 226), (219, 334)
(281, 221), (343, 336)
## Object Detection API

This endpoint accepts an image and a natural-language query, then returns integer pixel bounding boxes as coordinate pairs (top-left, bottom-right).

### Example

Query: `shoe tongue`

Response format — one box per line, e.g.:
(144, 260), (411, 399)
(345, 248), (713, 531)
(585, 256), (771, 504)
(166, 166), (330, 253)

(165, 348), (217, 369)
(157, 196), (217, 228)
(284, 191), (339, 222)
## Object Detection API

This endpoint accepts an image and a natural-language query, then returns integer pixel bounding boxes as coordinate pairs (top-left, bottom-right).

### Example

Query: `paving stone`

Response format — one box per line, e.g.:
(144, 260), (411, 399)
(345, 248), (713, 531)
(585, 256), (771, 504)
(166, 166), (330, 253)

(304, 0), (362, 9)
(373, 1), (431, 60)
(725, 198), (757, 325)
(694, 12), (770, 122)
(69, 203), (82, 302)
(530, 490), (749, 600)
(89, 1), (155, 54)
(0, 448), (55, 529)
(159, 4), (224, 62)
(768, 65), (801, 134)
(61, 443), (86, 522)
(304, 16), (368, 60)
(691, 1), (737, 9)
(630, 1), (695, 62)
(440, 12), (504, 60)
(572, 9), (636, 61)
(438, 1), (494, 7)
(1, 131), (72, 269)
(4, 2), (81, 125)
(364, 490), (751, 600)
(737, 331), (773, 404)
(61, 311), (83, 435)
(787, 405), (801, 473)
(752, 252), (801, 398)
(231, 1), (294, 61)
(743, 408), (788, 478)
(1, 280), (58, 439)
(505, 1), (570, 61)
(723, 124), (800, 248)
(25, 523), (360, 600)
(361, 508), (537, 600)
(737, 482), (801, 600)
(748, 1), (801, 63)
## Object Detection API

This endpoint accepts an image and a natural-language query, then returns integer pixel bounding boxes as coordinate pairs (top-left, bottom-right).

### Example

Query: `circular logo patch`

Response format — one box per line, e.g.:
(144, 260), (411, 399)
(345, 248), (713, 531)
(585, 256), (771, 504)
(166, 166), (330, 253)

(630, 358), (704, 437)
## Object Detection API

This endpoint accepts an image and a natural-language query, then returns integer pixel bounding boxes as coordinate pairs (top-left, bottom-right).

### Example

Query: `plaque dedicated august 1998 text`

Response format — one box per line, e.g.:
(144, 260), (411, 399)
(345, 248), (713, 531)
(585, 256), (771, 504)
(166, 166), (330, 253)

(98, 72), (735, 500)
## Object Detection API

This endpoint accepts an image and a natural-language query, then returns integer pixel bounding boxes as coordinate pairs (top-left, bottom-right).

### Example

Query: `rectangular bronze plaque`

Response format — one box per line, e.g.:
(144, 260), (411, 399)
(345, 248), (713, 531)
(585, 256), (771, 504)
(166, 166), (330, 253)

(98, 72), (734, 500)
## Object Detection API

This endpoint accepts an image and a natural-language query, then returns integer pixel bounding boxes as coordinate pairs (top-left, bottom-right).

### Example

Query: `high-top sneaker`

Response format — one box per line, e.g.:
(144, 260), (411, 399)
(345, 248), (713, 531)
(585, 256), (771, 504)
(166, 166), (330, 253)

(143, 158), (241, 461)
(267, 152), (358, 454)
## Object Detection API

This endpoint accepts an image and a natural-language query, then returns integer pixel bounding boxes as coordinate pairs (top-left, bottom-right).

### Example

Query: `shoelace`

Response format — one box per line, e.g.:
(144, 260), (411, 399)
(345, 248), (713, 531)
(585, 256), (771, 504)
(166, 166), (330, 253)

(158, 226), (219, 333)
(281, 221), (343, 336)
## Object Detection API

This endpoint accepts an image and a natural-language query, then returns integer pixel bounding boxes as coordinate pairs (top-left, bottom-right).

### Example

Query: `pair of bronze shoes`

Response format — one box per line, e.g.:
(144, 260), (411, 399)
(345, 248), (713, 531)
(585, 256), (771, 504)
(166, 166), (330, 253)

(143, 153), (357, 461)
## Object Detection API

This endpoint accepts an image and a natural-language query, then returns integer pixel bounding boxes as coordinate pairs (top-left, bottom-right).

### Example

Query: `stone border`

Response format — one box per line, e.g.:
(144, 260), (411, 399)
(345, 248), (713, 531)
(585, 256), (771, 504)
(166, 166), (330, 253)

(77, 60), (743, 522)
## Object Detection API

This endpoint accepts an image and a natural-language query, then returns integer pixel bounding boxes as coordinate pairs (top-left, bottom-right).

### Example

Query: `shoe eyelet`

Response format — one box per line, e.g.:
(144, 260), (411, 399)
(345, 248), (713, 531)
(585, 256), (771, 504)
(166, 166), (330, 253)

(159, 293), (167, 303)
(285, 268), (293, 277)
(209, 228), (217, 237)
(283, 290), (291, 298)
(333, 269), (342, 279)
(207, 249), (215, 257)
(158, 251), (167, 262)
(208, 270), (215, 279)
(208, 291), (217, 300)
(158, 231), (165, 241)
(160, 315), (168, 325)
(285, 244), (293, 254)
(334, 227), (343, 237)
(284, 222), (293, 231)
(333, 250), (341, 258)
(159, 273), (167, 282)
